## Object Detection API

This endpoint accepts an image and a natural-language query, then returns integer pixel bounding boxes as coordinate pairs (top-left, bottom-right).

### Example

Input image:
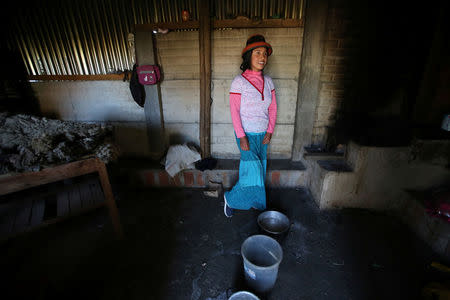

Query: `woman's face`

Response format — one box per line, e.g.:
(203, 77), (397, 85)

(250, 47), (268, 72)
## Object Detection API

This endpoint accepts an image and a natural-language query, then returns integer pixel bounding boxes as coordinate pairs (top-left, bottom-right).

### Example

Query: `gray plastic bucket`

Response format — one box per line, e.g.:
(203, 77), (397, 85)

(241, 235), (283, 293)
(228, 291), (260, 300)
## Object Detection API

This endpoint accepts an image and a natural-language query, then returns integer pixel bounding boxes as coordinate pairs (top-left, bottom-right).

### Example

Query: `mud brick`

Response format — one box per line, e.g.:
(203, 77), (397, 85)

(144, 171), (155, 186)
(184, 171), (194, 187)
(159, 171), (170, 186)
(197, 173), (205, 187)
(271, 171), (281, 186)
(173, 174), (182, 186)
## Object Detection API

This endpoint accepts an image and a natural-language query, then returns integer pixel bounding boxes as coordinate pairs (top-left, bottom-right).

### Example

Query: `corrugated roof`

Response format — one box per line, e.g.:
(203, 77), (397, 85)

(5, 0), (304, 76)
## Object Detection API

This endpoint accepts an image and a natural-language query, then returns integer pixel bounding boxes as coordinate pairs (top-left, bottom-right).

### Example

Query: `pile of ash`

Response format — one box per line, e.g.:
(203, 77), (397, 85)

(0, 113), (119, 174)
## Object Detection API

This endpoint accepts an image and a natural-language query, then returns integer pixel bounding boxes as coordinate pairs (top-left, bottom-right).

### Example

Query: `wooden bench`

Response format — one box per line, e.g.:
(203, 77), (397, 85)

(0, 157), (123, 240)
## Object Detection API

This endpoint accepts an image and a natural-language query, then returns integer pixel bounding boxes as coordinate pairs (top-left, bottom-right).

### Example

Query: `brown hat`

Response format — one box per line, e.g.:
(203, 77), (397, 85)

(241, 34), (273, 57)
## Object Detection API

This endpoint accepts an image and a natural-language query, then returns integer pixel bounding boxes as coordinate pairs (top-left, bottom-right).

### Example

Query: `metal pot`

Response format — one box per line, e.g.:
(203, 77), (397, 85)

(257, 210), (290, 242)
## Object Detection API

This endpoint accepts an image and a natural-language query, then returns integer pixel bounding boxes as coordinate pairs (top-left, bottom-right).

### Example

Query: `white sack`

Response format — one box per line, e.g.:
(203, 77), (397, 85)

(164, 144), (201, 177)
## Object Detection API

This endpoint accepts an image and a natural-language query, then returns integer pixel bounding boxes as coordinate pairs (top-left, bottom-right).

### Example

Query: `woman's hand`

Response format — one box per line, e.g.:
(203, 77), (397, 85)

(240, 136), (250, 151)
(262, 132), (272, 144)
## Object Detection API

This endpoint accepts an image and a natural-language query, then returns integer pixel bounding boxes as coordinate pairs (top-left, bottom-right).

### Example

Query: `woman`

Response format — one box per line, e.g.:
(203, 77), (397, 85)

(224, 34), (277, 217)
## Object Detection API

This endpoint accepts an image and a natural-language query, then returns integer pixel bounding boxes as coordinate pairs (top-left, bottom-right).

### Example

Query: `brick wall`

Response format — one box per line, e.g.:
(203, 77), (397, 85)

(156, 28), (303, 158)
(313, 0), (356, 147)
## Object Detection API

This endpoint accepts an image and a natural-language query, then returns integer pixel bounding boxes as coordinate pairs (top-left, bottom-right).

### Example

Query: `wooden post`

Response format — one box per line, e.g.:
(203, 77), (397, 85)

(95, 159), (124, 240)
(291, 0), (329, 161)
(135, 30), (166, 159)
(199, 0), (211, 158)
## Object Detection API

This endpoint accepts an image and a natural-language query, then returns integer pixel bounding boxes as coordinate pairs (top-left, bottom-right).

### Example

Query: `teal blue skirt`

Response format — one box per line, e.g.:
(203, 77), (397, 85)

(224, 132), (268, 210)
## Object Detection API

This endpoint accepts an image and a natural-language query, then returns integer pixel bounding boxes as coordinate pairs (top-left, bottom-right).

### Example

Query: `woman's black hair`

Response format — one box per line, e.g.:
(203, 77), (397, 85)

(240, 51), (252, 71)
(239, 34), (268, 72)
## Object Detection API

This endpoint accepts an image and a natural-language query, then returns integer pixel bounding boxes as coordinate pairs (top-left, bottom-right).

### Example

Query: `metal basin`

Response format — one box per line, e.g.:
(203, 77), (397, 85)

(257, 210), (290, 235)
(229, 291), (260, 300)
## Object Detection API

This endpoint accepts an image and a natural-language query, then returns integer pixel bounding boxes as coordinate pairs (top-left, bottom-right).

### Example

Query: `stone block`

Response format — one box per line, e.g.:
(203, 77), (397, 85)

(112, 122), (151, 157)
(164, 123), (200, 145)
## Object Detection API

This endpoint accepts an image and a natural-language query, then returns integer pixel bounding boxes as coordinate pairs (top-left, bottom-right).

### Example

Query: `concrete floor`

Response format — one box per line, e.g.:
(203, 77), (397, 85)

(0, 185), (444, 300)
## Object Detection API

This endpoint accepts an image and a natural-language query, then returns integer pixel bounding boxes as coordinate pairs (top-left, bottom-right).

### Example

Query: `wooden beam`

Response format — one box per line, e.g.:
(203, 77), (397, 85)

(28, 74), (130, 81)
(134, 19), (303, 32)
(135, 21), (199, 31)
(0, 159), (99, 196)
(213, 18), (304, 28)
(199, 0), (211, 158)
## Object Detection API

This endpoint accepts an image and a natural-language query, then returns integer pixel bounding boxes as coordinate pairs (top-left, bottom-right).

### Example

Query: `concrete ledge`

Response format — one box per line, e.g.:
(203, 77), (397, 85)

(316, 160), (352, 172)
(303, 152), (344, 161)
(304, 140), (450, 259)
(307, 158), (356, 209)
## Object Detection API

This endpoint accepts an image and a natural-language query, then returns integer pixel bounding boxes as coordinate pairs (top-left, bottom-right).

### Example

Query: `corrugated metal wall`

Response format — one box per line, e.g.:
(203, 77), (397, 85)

(5, 0), (303, 76)
(214, 0), (304, 19)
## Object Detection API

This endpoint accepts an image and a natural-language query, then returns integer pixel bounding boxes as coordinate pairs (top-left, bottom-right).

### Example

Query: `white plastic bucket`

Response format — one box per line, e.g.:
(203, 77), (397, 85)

(241, 235), (283, 293)
(228, 291), (260, 300)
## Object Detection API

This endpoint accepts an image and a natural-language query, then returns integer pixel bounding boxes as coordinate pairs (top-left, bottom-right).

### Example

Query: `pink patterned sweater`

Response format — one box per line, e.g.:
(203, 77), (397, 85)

(229, 69), (277, 138)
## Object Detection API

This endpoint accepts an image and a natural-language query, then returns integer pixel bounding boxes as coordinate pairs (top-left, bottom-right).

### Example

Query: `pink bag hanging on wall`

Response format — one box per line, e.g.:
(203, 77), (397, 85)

(137, 65), (161, 85)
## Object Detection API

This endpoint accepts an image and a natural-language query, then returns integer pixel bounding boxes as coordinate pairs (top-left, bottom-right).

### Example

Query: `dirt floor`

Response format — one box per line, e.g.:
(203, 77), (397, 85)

(0, 184), (447, 300)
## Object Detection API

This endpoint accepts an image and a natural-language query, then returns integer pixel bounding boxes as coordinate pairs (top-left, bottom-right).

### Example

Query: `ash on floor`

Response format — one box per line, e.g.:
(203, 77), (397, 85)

(0, 187), (441, 300)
